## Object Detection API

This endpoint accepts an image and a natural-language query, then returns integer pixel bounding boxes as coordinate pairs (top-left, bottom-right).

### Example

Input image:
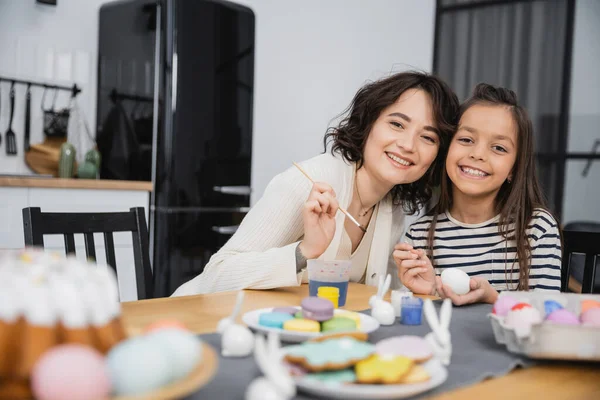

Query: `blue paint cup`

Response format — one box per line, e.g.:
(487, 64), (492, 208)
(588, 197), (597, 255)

(401, 297), (424, 325)
(307, 260), (351, 307)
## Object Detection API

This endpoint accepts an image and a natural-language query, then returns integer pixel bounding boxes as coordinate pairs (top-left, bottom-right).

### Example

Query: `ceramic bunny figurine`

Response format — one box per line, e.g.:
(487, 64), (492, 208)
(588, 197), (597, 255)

(217, 291), (255, 357)
(245, 332), (296, 400)
(369, 274), (395, 325)
(423, 298), (453, 366)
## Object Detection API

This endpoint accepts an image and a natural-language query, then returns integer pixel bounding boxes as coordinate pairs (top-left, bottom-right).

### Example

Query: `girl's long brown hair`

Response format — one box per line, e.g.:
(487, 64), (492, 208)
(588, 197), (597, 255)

(427, 83), (552, 290)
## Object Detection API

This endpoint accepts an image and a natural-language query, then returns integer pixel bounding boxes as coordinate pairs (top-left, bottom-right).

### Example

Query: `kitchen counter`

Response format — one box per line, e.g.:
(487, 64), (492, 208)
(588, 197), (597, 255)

(0, 176), (153, 191)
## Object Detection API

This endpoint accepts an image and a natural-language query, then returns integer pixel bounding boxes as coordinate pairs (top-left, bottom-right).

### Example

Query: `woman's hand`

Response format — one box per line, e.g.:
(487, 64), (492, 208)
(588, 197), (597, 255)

(435, 276), (499, 305)
(393, 243), (436, 295)
(298, 182), (339, 259)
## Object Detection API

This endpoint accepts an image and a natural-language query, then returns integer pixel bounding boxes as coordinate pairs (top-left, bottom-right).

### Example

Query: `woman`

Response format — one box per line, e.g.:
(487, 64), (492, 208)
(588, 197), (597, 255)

(173, 71), (459, 296)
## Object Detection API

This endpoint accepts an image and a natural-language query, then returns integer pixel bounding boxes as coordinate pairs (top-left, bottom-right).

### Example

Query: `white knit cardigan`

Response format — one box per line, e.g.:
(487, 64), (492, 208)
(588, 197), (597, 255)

(171, 153), (423, 296)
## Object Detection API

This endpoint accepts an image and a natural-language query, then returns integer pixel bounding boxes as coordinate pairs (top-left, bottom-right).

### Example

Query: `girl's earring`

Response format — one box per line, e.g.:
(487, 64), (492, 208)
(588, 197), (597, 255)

(507, 176), (512, 184)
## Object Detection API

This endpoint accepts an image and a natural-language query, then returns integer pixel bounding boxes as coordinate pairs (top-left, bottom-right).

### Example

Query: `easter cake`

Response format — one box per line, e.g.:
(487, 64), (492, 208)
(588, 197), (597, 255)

(0, 250), (126, 399)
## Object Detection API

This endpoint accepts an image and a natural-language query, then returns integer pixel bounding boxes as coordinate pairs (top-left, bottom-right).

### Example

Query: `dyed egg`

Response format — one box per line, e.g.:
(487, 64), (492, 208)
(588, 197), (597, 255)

(106, 337), (172, 395)
(545, 309), (579, 325)
(581, 300), (600, 313)
(580, 308), (600, 327)
(543, 300), (564, 316)
(504, 303), (542, 338)
(145, 328), (203, 381)
(440, 269), (471, 295)
(31, 344), (111, 400)
(492, 295), (519, 316)
(144, 319), (189, 333)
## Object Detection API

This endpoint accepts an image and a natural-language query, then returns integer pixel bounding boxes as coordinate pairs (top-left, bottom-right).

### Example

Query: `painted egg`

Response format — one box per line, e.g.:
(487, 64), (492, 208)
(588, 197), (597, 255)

(545, 309), (579, 325)
(492, 295), (519, 316)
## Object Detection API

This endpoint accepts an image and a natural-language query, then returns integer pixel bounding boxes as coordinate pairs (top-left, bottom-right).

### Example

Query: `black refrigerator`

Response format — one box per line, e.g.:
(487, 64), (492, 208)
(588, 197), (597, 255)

(96, 0), (255, 297)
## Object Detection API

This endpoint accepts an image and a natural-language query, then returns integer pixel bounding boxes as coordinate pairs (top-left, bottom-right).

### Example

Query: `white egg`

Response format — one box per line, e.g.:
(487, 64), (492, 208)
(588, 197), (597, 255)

(145, 329), (203, 381)
(440, 269), (471, 295)
(106, 337), (172, 396)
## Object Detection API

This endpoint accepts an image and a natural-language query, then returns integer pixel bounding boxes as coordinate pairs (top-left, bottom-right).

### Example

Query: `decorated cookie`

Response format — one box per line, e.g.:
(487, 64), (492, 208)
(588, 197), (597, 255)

(355, 355), (414, 384)
(272, 306), (299, 316)
(304, 369), (356, 384)
(375, 336), (433, 363)
(321, 317), (356, 333)
(399, 364), (431, 384)
(258, 312), (294, 329)
(283, 319), (320, 333)
(294, 310), (304, 319)
(284, 337), (375, 372)
(301, 297), (334, 322)
(311, 332), (368, 343)
(334, 310), (362, 329)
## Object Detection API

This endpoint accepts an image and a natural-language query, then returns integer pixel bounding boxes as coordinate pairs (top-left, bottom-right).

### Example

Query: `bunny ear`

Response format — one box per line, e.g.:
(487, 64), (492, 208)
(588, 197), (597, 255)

(266, 330), (281, 356)
(253, 334), (269, 376)
(230, 291), (245, 321)
(262, 332), (296, 398)
(381, 274), (391, 297)
(440, 298), (452, 329)
(423, 299), (442, 338)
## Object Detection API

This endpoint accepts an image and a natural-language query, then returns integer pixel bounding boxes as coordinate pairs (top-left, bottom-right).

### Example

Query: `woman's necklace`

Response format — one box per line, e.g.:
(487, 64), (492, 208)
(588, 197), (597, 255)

(355, 172), (375, 217)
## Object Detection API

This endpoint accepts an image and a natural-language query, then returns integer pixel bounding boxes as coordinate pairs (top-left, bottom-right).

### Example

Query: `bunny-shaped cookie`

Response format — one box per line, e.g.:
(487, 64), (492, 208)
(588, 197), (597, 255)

(369, 274), (395, 325)
(217, 291), (255, 357)
(245, 332), (296, 400)
(423, 298), (452, 366)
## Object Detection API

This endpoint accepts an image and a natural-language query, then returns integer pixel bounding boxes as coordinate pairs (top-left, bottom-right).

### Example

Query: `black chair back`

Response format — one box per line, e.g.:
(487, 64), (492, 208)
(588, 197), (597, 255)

(22, 207), (153, 299)
(561, 222), (600, 293)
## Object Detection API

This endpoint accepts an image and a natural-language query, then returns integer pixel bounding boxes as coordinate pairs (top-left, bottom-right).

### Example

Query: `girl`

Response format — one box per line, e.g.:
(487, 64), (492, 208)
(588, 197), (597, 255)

(173, 71), (458, 295)
(394, 83), (562, 305)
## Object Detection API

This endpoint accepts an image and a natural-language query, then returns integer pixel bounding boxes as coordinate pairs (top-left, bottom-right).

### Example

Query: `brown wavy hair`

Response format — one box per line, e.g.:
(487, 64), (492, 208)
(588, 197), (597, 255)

(426, 83), (555, 290)
(323, 71), (459, 214)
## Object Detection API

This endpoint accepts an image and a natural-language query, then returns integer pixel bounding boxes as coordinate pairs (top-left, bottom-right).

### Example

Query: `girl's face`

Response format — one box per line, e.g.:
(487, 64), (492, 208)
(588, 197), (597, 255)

(362, 89), (440, 189)
(446, 104), (517, 201)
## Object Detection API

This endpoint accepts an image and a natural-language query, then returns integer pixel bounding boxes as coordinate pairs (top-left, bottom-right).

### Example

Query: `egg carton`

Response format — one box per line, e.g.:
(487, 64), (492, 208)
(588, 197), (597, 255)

(488, 291), (600, 361)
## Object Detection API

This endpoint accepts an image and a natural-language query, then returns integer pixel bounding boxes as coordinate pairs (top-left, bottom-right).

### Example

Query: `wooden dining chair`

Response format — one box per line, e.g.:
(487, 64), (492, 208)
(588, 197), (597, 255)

(22, 207), (154, 299)
(561, 225), (600, 294)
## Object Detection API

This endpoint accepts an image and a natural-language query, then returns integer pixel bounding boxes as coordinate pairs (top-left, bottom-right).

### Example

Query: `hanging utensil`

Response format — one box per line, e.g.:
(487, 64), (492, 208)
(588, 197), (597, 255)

(24, 83), (31, 152)
(5, 81), (17, 155)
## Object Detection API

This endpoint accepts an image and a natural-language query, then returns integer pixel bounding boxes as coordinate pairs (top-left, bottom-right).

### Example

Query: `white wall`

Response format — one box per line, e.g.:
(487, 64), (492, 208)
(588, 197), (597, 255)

(0, 0), (107, 174)
(0, 0), (436, 200)
(236, 0), (436, 203)
(562, 0), (600, 223)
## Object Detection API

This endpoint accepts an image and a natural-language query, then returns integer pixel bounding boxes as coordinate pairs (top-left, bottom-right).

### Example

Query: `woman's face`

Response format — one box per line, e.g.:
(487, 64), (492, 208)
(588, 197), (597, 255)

(362, 89), (440, 189)
(446, 104), (517, 200)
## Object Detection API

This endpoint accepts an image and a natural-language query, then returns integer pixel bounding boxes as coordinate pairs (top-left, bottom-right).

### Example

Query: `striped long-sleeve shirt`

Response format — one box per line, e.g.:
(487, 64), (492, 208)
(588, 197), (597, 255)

(404, 209), (562, 292)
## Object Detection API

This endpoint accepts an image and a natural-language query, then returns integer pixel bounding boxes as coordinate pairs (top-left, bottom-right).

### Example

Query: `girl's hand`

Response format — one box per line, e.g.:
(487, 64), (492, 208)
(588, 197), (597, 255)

(393, 243), (436, 295)
(298, 182), (339, 259)
(435, 276), (499, 305)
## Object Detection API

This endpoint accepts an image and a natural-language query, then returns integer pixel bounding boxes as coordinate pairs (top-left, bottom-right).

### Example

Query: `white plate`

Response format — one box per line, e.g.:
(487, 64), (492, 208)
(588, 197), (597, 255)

(282, 350), (447, 400)
(242, 308), (380, 343)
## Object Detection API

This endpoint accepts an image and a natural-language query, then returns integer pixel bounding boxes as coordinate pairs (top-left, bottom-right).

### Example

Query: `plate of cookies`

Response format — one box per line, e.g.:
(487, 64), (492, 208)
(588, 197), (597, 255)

(280, 334), (448, 399)
(242, 297), (380, 343)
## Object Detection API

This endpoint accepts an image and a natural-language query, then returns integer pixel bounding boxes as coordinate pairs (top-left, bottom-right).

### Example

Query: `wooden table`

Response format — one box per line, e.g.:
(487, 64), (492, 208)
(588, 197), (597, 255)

(122, 283), (600, 399)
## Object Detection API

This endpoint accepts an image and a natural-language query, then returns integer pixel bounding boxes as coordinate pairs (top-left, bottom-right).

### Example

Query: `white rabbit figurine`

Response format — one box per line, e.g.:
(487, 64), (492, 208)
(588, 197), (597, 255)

(369, 274), (396, 325)
(245, 332), (296, 400)
(423, 298), (453, 366)
(217, 291), (255, 357)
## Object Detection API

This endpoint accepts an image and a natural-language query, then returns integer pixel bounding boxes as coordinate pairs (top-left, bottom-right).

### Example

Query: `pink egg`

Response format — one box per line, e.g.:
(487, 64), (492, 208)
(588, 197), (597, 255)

(492, 296), (519, 317)
(545, 309), (580, 325)
(144, 319), (189, 333)
(581, 308), (600, 327)
(31, 344), (111, 400)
